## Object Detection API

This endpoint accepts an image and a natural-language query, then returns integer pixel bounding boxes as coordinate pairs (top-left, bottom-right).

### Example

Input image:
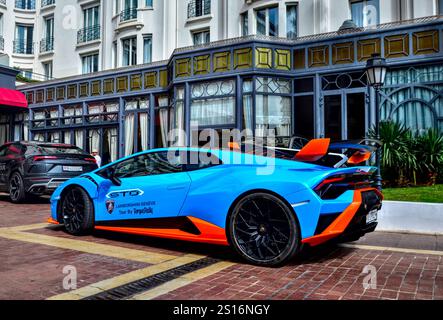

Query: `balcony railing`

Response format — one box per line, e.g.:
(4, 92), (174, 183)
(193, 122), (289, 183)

(13, 40), (34, 54)
(120, 7), (138, 22)
(15, 0), (36, 10)
(0, 36), (4, 51)
(187, 0), (210, 19)
(77, 25), (101, 44)
(0, 0), (6, 6)
(41, 0), (55, 7)
(40, 37), (54, 53)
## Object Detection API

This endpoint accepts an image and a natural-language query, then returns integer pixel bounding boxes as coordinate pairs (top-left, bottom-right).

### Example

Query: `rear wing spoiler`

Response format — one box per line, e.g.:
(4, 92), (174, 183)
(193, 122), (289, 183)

(227, 138), (381, 168)
(273, 138), (382, 168)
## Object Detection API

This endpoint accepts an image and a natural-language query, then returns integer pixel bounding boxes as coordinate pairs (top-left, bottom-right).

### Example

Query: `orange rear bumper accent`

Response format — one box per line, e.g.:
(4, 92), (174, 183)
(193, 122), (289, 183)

(47, 217), (60, 225)
(95, 216), (229, 246)
(302, 188), (380, 247)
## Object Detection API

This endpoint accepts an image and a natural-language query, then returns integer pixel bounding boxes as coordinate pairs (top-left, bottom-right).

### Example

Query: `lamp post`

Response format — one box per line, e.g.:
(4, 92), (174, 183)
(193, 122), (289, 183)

(365, 53), (388, 191)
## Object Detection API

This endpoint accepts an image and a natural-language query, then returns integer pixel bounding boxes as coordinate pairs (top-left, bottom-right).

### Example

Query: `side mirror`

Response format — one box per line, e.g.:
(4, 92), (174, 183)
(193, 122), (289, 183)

(106, 168), (122, 186)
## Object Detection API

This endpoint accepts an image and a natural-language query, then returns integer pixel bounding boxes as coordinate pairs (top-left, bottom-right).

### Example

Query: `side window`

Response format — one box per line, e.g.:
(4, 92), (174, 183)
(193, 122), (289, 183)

(181, 151), (222, 172)
(113, 152), (182, 178)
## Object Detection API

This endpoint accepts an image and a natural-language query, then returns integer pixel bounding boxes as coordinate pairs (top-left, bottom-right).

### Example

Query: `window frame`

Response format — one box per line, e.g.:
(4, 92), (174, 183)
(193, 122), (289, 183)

(122, 36), (137, 66)
(255, 5), (279, 37)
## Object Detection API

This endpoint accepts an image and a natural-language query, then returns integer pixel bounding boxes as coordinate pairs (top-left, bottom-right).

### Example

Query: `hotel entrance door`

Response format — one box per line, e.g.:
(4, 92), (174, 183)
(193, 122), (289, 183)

(322, 91), (367, 141)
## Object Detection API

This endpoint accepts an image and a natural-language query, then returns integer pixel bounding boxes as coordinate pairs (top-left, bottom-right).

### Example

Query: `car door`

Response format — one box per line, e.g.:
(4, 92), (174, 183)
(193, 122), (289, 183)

(95, 151), (191, 223)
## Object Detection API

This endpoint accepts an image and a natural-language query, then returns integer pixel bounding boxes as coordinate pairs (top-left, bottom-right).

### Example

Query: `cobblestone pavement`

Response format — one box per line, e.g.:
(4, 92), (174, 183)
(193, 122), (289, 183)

(0, 194), (442, 300)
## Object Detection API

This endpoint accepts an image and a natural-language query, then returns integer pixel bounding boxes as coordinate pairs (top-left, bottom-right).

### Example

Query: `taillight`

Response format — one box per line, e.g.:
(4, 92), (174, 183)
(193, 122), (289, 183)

(315, 173), (374, 200)
(33, 155), (58, 161)
(84, 157), (97, 163)
(314, 176), (346, 192)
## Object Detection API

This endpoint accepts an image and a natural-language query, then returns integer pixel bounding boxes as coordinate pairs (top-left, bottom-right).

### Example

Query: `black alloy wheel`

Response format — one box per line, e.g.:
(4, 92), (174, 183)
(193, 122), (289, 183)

(9, 172), (26, 203)
(61, 187), (94, 235)
(228, 193), (300, 266)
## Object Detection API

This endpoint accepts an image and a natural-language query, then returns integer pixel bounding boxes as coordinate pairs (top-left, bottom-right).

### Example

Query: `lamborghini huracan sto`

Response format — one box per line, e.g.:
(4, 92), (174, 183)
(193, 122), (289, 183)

(48, 139), (383, 266)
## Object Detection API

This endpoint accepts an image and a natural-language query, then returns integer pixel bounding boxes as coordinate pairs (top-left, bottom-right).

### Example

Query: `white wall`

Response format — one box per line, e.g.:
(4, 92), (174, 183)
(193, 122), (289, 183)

(0, 0), (440, 79)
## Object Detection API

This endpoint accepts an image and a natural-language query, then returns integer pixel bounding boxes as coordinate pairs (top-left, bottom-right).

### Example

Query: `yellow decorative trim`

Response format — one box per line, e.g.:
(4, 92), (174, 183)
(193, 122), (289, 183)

(294, 48), (306, 69)
(159, 70), (168, 87)
(117, 76), (128, 92)
(193, 55), (210, 75)
(67, 84), (77, 99)
(213, 51), (231, 72)
(308, 45), (330, 68)
(56, 86), (65, 101)
(130, 74), (142, 91)
(79, 83), (89, 97)
(144, 71), (157, 89)
(413, 30), (440, 55)
(103, 78), (114, 94)
(357, 38), (381, 61)
(36, 90), (44, 103)
(234, 47), (252, 70)
(91, 81), (101, 96)
(255, 47), (272, 69)
(175, 58), (191, 78)
(275, 49), (291, 70)
(46, 88), (54, 101)
(332, 42), (355, 65)
(384, 34), (410, 58)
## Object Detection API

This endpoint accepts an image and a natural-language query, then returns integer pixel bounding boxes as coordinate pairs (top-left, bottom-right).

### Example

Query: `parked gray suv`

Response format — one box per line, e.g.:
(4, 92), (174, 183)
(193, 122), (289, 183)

(0, 142), (98, 203)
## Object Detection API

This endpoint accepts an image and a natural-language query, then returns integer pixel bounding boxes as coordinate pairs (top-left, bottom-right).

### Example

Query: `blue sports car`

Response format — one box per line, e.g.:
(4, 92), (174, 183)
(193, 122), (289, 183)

(49, 139), (382, 266)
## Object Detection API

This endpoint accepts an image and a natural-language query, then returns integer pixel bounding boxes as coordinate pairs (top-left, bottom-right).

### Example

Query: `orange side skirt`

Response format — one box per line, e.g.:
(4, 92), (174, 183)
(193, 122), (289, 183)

(94, 216), (229, 246)
(47, 217), (60, 225)
(302, 188), (380, 247)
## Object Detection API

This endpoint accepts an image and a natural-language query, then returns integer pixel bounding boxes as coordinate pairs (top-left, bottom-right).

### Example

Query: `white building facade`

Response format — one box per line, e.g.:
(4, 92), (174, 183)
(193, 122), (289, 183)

(1, 0), (443, 80)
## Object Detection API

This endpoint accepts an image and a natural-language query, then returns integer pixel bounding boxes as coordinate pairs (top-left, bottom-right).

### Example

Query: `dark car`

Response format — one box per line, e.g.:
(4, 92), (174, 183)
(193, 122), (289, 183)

(0, 141), (98, 203)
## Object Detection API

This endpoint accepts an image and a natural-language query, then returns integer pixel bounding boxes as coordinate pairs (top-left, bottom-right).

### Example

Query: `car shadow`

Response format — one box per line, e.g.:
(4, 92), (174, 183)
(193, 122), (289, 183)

(45, 224), (353, 267)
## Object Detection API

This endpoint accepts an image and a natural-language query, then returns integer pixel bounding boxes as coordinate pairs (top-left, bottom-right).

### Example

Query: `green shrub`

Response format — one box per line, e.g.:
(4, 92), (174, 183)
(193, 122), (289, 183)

(369, 121), (443, 186)
(415, 129), (443, 185)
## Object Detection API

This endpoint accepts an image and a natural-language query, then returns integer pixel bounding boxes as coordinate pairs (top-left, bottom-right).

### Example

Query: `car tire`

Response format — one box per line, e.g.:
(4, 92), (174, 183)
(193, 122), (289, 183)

(228, 193), (301, 267)
(9, 172), (27, 203)
(61, 186), (94, 236)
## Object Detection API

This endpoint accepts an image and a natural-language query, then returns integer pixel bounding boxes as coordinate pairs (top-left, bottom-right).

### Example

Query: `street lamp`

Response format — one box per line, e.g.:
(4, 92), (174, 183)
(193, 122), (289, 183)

(365, 53), (388, 191)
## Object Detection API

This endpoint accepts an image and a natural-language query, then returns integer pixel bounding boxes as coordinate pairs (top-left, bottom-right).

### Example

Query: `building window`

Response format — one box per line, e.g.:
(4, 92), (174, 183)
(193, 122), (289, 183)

(14, 24), (34, 54)
(439, 0), (443, 14)
(256, 6), (278, 37)
(15, 0), (35, 10)
(241, 12), (248, 36)
(350, 0), (380, 27)
(43, 61), (53, 80)
(84, 6), (100, 28)
(190, 80), (236, 127)
(143, 35), (152, 64)
(188, 0), (211, 19)
(255, 77), (292, 142)
(192, 29), (210, 45)
(40, 17), (54, 52)
(145, 0), (153, 7)
(121, 0), (138, 21)
(82, 53), (99, 74)
(78, 5), (100, 43)
(286, 4), (298, 39)
(122, 36), (137, 66)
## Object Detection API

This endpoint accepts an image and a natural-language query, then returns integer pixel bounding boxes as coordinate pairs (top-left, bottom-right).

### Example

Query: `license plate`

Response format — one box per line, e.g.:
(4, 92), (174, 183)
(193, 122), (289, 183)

(63, 166), (83, 172)
(366, 209), (378, 224)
